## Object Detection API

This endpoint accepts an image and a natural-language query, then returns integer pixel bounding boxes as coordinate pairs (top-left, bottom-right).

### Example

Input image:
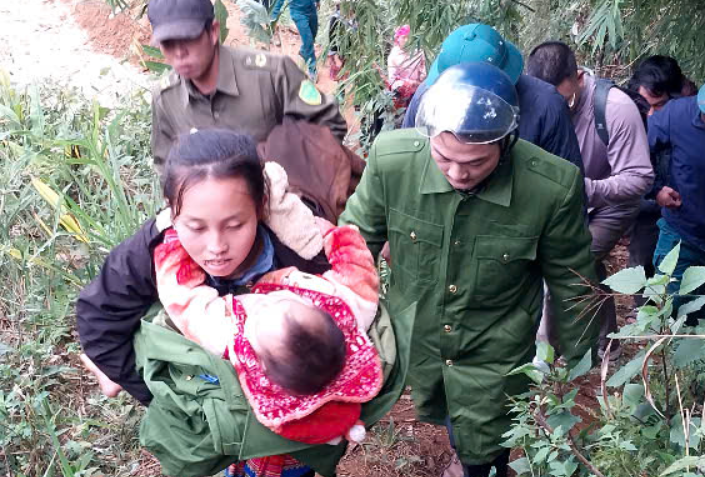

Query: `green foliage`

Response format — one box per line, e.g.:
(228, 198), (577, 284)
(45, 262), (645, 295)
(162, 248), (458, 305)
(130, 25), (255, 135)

(568, 349), (593, 382)
(317, 0), (705, 151)
(602, 266), (647, 294)
(0, 76), (157, 475)
(505, 242), (705, 476)
(215, 0), (230, 44)
(237, 0), (277, 47)
(679, 267), (705, 296)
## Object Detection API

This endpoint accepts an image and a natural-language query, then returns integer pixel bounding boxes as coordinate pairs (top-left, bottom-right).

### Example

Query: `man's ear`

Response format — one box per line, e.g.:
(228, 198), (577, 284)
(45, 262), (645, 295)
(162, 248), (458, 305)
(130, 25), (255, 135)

(576, 69), (586, 87)
(210, 20), (221, 45)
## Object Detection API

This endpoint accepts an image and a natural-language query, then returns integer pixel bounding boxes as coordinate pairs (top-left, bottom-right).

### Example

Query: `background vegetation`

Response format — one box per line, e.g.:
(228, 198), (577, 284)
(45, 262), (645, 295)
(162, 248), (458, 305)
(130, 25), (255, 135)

(325, 0), (705, 151)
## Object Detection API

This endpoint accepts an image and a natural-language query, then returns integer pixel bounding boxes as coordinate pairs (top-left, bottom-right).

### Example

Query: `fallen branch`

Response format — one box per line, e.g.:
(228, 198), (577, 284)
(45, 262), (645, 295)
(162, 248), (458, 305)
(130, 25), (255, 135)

(534, 410), (607, 477)
(641, 336), (668, 420)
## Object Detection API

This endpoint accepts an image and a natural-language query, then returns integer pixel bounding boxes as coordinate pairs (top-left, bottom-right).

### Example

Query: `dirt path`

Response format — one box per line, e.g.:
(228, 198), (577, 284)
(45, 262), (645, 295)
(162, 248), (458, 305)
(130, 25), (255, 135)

(0, 0), (150, 107)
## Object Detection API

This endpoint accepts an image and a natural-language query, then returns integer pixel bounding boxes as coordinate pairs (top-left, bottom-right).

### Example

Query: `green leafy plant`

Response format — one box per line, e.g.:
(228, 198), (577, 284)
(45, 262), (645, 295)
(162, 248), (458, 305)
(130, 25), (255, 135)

(237, 0), (278, 46)
(1, 77), (154, 476)
(504, 243), (705, 476)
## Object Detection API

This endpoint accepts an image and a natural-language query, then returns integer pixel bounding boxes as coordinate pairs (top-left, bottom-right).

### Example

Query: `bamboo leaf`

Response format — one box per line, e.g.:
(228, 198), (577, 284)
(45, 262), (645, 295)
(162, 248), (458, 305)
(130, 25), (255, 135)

(215, 0), (230, 44)
(141, 44), (164, 59)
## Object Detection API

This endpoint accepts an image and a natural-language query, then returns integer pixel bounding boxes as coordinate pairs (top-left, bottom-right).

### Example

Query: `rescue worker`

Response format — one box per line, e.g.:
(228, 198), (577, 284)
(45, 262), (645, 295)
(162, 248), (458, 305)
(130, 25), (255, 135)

(340, 62), (599, 477)
(270, 0), (320, 79)
(148, 0), (344, 172)
(527, 41), (654, 361)
(402, 24), (584, 170)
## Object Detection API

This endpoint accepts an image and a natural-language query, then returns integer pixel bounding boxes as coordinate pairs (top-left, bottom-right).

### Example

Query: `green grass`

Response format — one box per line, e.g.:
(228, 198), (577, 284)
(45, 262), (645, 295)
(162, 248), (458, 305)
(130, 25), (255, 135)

(0, 72), (160, 476)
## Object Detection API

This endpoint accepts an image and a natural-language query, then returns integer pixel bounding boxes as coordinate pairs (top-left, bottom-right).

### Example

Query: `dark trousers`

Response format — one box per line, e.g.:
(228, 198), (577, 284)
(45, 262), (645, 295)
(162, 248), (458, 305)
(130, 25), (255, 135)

(446, 417), (511, 477)
(628, 211), (660, 308)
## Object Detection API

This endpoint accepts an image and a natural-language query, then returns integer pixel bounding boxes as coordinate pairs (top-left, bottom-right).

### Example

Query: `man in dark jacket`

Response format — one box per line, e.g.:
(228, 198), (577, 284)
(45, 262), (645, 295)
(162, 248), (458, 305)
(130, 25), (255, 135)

(648, 85), (705, 324)
(626, 56), (695, 310)
(402, 24), (583, 170)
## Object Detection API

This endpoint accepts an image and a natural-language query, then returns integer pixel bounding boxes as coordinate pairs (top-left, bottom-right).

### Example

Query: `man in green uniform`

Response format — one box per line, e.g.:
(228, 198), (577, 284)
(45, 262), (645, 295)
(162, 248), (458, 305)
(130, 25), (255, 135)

(340, 62), (599, 476)
(147, 0), (347, 171)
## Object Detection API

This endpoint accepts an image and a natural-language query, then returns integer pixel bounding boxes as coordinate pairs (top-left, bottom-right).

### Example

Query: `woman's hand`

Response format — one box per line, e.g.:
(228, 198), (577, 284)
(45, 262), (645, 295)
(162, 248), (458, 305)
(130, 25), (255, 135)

(80, 353), (123, 398)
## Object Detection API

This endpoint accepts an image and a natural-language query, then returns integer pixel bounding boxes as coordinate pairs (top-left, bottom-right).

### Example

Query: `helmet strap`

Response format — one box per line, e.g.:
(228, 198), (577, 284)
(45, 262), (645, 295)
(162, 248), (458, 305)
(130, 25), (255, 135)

(498, 131), (519, 166)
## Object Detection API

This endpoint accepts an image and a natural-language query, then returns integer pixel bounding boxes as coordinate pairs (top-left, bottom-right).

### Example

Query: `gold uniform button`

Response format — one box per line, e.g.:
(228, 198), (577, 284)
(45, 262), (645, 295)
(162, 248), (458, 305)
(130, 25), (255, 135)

(449, 284), (457, 294)
(444, 325), (452, 333)
(502, 253), (510, 262)
(410, 231), (417, 242)
(445, 359), (453, 366)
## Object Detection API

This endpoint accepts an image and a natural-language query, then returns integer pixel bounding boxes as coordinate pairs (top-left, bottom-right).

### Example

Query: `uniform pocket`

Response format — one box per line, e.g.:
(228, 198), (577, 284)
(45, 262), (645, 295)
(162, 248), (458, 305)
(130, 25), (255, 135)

(388, 208), (443, 283)
(474, 236), (538, 297)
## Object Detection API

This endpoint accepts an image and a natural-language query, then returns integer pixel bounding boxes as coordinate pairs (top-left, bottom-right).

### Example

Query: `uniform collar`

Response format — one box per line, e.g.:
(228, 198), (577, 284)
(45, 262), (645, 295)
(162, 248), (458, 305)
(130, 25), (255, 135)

(419, 149), (513, 207)
(180, 46), (240, 106)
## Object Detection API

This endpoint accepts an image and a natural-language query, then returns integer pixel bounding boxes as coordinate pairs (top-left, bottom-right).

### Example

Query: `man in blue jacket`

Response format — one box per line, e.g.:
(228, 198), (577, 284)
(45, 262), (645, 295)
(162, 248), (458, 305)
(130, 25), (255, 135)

(648, 84), (705, 324)
(402, 24), (583, 170)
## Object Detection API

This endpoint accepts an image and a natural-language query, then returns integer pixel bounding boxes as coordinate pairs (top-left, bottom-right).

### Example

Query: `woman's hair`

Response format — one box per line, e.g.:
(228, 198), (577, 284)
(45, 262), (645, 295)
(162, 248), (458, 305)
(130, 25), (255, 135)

(163, 129), (267, 218)
(627, 55), (686, 99)
(260, 307), (346, 396)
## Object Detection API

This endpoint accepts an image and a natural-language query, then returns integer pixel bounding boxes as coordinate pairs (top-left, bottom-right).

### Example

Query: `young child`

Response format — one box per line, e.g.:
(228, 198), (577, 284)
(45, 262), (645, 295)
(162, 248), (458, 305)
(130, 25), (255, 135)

(153, 156), (383, 476)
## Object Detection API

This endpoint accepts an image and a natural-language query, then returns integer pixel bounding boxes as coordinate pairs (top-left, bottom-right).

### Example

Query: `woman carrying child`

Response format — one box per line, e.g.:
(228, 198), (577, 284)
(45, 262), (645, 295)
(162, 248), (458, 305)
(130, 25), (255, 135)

(78, 130), (411, 477)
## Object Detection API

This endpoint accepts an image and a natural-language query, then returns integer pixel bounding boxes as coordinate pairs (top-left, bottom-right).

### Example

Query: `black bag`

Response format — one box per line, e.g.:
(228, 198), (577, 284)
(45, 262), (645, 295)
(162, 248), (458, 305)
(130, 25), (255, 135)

(593, 78), (650, 145)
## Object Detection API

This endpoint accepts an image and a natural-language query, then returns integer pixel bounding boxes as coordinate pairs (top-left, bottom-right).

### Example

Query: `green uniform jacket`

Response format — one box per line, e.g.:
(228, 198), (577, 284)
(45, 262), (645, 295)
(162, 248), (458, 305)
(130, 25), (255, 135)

(151, 45), (347, 171)
(339, 130), (600, 464)
(134, 301), (415, 477)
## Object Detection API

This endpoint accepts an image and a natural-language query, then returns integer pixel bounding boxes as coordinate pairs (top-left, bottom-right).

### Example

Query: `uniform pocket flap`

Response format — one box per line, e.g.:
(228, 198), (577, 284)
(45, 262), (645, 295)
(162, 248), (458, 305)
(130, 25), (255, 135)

(475, 236), (538, 263)
(389, 208), (443, 247)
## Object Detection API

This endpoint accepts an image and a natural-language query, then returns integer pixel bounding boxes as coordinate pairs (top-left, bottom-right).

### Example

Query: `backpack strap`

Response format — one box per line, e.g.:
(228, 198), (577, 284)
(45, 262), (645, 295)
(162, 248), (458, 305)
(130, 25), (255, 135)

(594, 78), (614, 146)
